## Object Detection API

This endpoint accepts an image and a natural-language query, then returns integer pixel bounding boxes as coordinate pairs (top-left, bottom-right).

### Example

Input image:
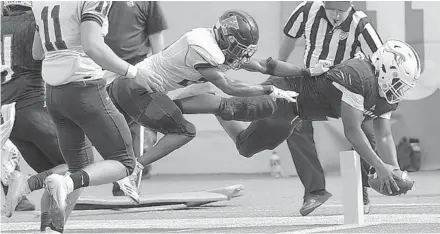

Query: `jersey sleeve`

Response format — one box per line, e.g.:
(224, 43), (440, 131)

(186, 45), (225, 69)
(283, 1), (312, 38)
(80, 1), (112, 27)
(356, 11), (383, 59)
(141, 1), (168, 36)
(332, 82), (365, 111)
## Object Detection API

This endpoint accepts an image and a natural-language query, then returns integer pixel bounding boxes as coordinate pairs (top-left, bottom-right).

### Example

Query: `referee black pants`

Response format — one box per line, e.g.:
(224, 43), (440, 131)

(287, 120), (372, 197)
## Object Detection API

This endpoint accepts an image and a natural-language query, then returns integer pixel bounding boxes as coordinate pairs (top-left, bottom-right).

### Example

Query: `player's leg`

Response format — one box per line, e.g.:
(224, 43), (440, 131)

(227, 115), (300, 158)
(65, 80), (136, 186)
(224, 75), (299, 156)
(44, 88), (93, 232)
(43, 80), (134, 231)
(1, 140), (35, 213)
(4, 102), (69, 217)
(109, 78), (195, 170)
(215, 94), (300, 158)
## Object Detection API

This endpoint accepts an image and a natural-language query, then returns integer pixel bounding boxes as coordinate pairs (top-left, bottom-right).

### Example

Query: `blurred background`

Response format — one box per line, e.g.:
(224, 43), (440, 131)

(18, 1), (440, 176)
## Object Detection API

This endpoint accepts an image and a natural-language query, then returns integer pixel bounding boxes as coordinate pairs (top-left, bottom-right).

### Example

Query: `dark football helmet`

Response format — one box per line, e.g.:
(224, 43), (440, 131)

(213, 10), (259, 69)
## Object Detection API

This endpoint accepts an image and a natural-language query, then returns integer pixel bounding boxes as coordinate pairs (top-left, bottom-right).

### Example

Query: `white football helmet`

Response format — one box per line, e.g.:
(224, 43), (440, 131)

(371, 40), (421, 104)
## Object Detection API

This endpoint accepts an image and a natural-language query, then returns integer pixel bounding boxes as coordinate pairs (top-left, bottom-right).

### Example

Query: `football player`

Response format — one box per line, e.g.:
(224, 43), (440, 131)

(30, 1), (165, 232)
(1, 1), (69, 219)
(104, 1), (169, 196)
(105, 10), (328, 186)
(175, 40), (421, 194)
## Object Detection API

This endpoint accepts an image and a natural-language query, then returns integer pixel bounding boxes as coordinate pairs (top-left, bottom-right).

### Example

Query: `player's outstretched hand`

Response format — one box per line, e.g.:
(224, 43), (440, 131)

(374, 164), (401, 195)
(269, 86), (298, 103)
(309, 60), (332, 76)
(134, 68), (166, 93)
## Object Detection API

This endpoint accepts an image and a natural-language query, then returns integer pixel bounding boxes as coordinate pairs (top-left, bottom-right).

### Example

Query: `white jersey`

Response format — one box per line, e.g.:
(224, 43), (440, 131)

(105, 28), (228, 92)
(32, 1), (111, 86)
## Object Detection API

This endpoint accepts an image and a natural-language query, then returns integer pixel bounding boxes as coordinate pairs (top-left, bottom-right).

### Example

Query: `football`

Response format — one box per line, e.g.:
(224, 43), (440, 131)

(368, 169), (415, 196)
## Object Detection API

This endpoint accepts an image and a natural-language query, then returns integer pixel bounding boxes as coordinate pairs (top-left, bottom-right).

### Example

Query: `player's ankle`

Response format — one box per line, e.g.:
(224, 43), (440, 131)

(69, 170), (89, 190)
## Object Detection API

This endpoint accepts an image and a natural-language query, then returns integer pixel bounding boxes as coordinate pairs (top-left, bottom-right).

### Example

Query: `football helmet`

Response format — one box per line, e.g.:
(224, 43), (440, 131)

(3, 1), (32, 8)
(213, 10), (259, 69)
(2, 1), (31, 15)
(371, 40), (421, 104)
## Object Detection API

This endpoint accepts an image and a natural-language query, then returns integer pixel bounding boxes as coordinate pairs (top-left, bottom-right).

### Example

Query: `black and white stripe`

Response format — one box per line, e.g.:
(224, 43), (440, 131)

(284, 1), (382, 67)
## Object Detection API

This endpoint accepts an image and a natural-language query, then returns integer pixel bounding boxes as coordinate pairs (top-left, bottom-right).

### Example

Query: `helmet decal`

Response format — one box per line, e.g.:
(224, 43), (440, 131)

(220, 15), (240, 34)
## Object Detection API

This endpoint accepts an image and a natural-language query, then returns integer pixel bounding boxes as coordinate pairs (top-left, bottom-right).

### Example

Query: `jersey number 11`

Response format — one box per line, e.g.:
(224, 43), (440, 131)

(41, 5), (68, 52)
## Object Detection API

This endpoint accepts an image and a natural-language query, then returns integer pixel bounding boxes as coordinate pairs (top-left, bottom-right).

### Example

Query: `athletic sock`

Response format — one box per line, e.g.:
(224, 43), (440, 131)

(27, 171), (51, 191)
(69, 170), (90, 190)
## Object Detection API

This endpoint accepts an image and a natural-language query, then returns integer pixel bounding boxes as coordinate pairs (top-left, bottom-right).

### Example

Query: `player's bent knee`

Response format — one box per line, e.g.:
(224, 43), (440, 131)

(237, 146), (256, 158)
(236, 140), (257, 158)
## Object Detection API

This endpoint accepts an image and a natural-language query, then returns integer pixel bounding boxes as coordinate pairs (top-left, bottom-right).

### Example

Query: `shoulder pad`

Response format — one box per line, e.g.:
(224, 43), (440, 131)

(186, 28), (225, 66)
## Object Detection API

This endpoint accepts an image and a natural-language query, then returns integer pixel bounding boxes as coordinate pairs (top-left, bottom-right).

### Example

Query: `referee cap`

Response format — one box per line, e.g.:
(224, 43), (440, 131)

(324, 1), (352, 11)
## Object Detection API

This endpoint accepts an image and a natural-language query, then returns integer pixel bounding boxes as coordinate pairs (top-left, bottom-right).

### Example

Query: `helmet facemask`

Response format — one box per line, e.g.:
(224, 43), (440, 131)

(380, 75), (415, 104)
(223, 35), (257, 70)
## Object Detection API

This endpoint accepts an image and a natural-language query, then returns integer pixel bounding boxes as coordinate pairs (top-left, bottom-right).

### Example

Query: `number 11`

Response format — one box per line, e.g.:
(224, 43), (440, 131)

(41, 5), (67, 52)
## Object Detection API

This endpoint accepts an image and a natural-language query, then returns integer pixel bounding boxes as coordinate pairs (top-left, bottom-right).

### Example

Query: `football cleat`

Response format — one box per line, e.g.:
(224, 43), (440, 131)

(44, 174), (73, 231)
(116, 177), (140, 204)
(4, 171), (31, 217)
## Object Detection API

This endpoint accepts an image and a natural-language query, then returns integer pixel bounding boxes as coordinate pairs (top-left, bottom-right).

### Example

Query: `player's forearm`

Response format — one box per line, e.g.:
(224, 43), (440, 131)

(148, 32), (166, 55)
(223, 80), (272, 97)
(377, 134), (399, 167)
(265, 58), (311, 77)
(278, 35), (297, 62)
(83, 40), (131, 77)
(345, 126), (386, 170)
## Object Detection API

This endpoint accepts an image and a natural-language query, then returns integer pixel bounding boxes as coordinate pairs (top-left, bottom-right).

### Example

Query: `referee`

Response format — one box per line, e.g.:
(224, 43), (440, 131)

(278, 1), (383, 216)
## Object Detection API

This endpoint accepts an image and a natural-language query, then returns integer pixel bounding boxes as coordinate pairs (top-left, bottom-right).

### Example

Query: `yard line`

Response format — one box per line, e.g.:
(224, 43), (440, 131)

(2, 214), (440, 232)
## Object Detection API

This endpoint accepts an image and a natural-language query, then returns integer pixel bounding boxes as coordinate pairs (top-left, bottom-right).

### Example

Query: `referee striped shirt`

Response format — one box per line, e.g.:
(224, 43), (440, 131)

(283, 1), (383, 68)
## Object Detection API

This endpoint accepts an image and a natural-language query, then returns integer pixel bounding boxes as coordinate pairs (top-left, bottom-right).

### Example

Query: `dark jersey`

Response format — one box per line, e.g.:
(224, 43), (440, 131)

(296, 58), (398, 121)
(105, 1), (168, 65)
(1, 11), (45, 109)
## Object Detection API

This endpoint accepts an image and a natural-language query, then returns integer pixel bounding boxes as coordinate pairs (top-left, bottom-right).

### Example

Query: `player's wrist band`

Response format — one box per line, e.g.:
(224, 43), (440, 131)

(126, 65), (138, 79)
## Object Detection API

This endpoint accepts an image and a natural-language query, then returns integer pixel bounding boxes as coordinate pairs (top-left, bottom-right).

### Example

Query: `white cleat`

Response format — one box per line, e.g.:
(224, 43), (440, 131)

(44, 174), (73, 232)
(116, 177), (140, 204)
(4, 171), (31, 218)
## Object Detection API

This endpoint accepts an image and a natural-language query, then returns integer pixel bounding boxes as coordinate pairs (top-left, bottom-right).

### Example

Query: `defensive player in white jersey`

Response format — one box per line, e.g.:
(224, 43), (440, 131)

(31, 1), (165, 232)
(107, 10), (328, 187)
